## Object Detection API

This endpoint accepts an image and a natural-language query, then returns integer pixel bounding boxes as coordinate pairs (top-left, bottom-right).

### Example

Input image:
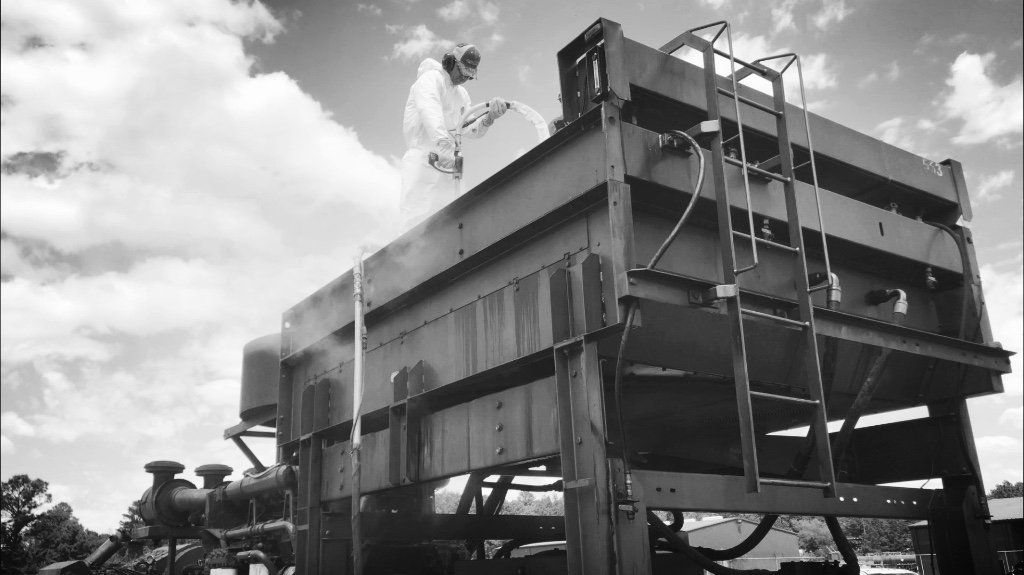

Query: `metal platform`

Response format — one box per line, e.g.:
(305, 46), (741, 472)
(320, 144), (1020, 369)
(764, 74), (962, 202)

(272, 18), (1012, 575)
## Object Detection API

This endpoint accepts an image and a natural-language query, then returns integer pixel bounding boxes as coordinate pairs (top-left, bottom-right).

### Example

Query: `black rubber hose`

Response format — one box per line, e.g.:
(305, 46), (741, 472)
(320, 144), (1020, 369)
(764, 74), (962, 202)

(925, 221), (972, 340)
(825, 516), (859, 575)
(648, 131), (707, 270)
(614, 301), (639, 469)
(616, 130), (706, 475)
(647, 510), (776, 575)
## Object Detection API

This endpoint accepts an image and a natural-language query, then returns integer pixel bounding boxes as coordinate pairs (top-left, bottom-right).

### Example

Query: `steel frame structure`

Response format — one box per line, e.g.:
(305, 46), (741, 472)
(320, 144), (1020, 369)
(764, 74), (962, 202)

(260, 18), (1012, 575)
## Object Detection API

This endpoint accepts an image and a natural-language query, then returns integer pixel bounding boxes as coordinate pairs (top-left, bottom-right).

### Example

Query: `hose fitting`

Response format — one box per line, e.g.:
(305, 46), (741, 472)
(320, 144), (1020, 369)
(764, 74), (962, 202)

(809, 272), (841, 309)
(866, 288), (908, 321)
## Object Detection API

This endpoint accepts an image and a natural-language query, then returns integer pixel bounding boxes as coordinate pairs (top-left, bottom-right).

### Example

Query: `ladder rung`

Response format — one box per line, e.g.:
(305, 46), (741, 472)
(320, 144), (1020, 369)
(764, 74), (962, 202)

(711, 49), (773, 78)
(716, 87), (782, 117)
(740, 308), (808, 328)
(760, 478), (832, 489)
(723, 156), (791, 183)
(750, 390), (819, 405)
(732, 231), (799, 253)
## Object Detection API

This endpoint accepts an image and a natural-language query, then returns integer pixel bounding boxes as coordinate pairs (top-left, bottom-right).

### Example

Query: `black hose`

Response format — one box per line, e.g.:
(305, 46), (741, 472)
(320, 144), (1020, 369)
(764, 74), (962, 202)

(648, 131), (707, 270)
(615, 130), (707, 479)
(825, 516), (859, 575)
(614, 301), (639, 471)
(647, 510), (775, 575)
(925, 221), (972, 340)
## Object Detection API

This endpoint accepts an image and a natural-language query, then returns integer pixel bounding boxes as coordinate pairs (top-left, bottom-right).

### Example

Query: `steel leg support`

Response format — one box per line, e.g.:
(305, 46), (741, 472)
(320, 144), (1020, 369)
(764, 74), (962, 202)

(553, 340), (614, 575)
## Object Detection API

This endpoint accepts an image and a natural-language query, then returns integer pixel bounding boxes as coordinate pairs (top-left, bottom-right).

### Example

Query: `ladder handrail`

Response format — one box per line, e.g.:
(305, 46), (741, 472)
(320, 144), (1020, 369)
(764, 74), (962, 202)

(749, 53), (834, 293)
(696, 23), (759, 274)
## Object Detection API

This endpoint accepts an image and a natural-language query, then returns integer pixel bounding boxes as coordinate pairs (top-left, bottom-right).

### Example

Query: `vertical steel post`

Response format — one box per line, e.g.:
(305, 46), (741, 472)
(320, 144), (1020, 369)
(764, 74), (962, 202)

(351, 256), (365, 575)
(552, 337), (613, 575)
(165, 538), (176, 575)
(927, 399), (1000, 574)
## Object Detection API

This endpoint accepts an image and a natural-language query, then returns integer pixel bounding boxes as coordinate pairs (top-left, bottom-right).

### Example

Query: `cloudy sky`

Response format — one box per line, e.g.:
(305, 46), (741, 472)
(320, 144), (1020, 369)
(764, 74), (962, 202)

(1, 0), (1021, 532)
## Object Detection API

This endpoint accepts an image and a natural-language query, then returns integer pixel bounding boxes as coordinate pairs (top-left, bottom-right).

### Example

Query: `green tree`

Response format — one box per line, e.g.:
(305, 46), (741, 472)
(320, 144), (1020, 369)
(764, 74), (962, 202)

(22, 502), (107, 570)
(988, 480), (1024, 499)
(1, 475), (52, 574)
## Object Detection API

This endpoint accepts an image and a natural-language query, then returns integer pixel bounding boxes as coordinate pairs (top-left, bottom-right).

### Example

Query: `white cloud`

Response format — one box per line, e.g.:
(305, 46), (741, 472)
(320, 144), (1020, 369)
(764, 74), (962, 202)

(0, 0), (401, 531)
(938, 52), (1024, 145)
(517, 64), (532, 84)
(700, 0), (730, 8)
(886, 60), (901, 81)
(975, 435), (1021, 453)
(389, 24), (454, 61)
(874, 117), (917, 150)
(858, 71), (878, 89)
(771, 0), (799, 35)
(477, 1), (499, 25)
(437, 0), (498, 26)
(972, 169), (1015, 203)
(1, 412), (36, 437)
(356, 3), (382, 16)
(437, 0), (471, 21)
(979, 256), (1024, 397)
(811, 0), (852, 31)
(1001, 407), (1024, 431)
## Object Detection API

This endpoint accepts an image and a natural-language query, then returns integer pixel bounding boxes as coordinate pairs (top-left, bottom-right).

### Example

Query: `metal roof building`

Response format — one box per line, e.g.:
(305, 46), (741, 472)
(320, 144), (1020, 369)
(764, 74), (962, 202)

(678, 517), (800, 571)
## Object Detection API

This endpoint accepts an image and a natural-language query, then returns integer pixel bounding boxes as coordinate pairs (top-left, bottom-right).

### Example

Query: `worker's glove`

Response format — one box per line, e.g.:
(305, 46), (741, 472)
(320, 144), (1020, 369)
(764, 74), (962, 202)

(431, 137), (457, 170)
(431, 149), (457, 172)
(483, 98), (508, 125)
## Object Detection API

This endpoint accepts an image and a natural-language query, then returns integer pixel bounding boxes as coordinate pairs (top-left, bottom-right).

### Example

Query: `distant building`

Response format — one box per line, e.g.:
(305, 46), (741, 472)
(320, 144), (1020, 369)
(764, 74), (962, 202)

(680, 516), (801, 571)
(910, 496), (1024, 574)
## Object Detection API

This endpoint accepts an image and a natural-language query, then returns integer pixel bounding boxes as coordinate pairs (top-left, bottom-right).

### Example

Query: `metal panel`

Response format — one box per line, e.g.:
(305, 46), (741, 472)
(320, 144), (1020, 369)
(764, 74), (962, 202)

(283, 122), (606, 357)
(636, 470), (938, 519)
(622, 122), (964, 273)
(617, 37), (961, 206)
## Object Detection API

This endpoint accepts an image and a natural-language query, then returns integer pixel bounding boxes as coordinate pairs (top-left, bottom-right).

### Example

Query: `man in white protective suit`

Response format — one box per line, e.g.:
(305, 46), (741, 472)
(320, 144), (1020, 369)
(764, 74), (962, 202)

(400, 43), (507, 228)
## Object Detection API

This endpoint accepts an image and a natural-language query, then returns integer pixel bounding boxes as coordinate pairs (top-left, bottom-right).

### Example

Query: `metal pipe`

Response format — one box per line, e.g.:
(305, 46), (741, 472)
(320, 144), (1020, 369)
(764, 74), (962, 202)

(84, 532), (124, 567)
(351, 255), (366, 575)
(235, 550), (278, 575)
(169, 486), (210, 512)
(223, 464), (296, 501)
(223, 520), (295, 542)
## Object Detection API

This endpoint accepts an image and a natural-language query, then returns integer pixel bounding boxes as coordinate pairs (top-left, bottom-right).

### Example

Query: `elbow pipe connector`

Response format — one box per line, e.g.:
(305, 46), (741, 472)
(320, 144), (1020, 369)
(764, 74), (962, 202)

(866, 288), (908, 320)
(808, 272), (842, 309)
(235, 550), (278, 575)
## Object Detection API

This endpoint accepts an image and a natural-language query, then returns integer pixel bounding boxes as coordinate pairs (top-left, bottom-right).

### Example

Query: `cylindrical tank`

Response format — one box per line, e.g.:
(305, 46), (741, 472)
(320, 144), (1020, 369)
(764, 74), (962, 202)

(240, 334), (281, 422)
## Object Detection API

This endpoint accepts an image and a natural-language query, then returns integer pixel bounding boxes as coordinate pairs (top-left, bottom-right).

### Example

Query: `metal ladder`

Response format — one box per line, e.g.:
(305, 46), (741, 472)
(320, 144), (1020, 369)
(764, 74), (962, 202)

(661, 21), (838, 496)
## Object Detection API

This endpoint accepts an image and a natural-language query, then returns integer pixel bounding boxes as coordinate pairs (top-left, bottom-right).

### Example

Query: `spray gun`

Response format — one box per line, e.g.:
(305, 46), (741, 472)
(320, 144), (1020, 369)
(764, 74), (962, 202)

(428, 99), (550, 195)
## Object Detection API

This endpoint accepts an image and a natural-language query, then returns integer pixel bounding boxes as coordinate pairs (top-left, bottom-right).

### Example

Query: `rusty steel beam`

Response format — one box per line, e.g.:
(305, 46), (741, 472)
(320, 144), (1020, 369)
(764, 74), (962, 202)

(636, 470), (938, 519)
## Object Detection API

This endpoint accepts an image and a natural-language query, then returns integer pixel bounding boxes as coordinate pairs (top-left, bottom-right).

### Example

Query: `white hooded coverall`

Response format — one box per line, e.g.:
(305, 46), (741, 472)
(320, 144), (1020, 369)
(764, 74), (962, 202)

(401, 58), (491, 228)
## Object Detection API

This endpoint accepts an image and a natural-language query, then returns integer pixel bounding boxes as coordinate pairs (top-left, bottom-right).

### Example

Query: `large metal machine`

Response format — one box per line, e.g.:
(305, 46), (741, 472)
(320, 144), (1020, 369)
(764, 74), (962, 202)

(45, 18), (1014, 575)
